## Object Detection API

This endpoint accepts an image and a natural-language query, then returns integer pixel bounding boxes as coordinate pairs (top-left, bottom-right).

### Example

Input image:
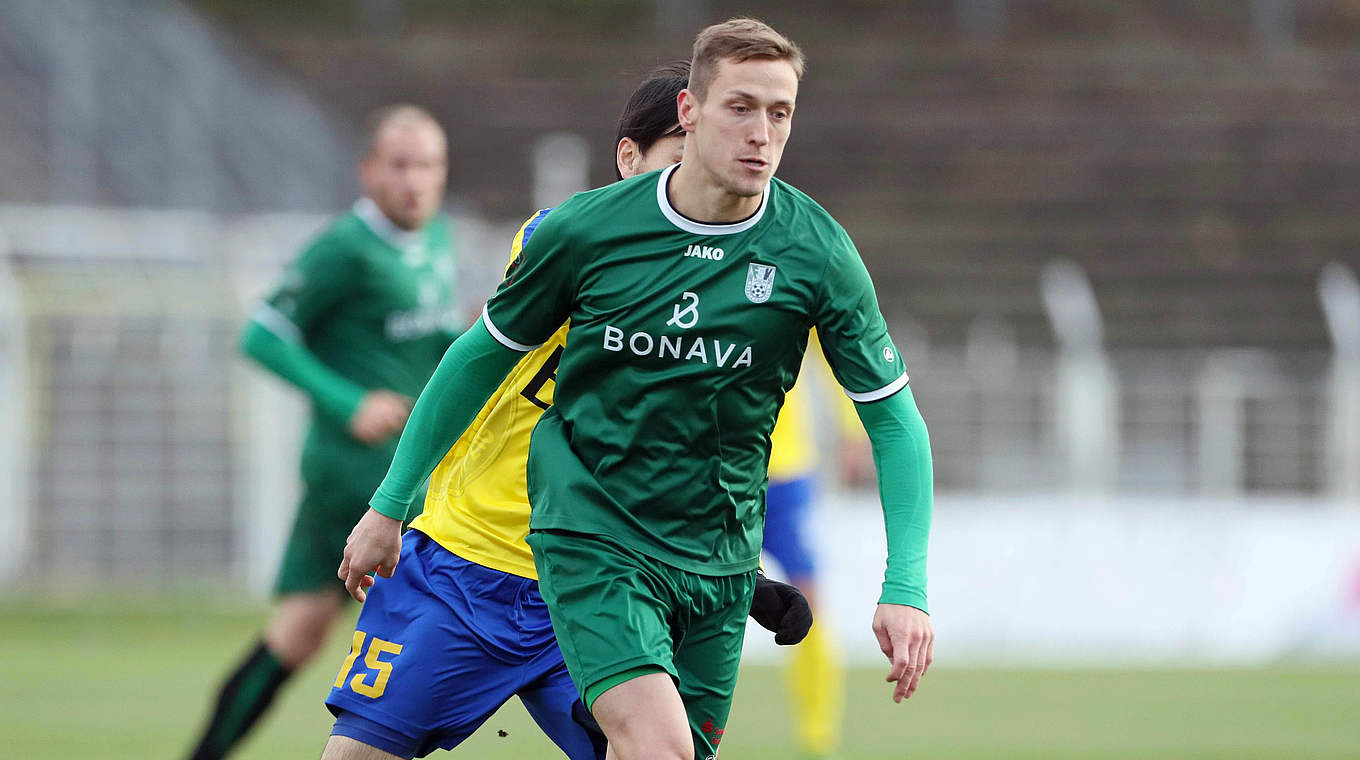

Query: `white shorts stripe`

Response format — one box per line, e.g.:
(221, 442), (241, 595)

(844, 372), (910, 403)
(481, 305), (542, 352)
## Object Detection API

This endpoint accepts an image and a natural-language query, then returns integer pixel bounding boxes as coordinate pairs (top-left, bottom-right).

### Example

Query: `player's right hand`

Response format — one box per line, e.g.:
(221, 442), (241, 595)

(338, 507), (403, 602)
(348, 390), (413, 444)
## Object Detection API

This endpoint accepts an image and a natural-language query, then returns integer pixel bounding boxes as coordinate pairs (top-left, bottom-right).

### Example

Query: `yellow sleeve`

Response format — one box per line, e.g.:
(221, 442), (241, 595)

(408, 209), (563, 579)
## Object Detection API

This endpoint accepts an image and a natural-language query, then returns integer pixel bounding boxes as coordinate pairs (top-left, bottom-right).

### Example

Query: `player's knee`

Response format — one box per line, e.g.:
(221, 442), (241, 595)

(266, 593), (344, 667)
(264, 617), (331, 668)
(281, 627), (332, 668)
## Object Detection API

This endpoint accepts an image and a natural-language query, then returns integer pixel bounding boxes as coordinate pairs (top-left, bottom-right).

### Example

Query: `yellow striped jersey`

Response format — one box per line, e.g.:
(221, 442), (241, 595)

(408, 210), (560, 579)
(767, 331), (864, 481)
(768, 376), (817, 480)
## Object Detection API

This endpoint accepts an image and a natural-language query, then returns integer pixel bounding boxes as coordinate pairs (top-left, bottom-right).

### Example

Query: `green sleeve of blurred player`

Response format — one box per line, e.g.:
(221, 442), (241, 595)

(240, 234), (367, 424)
(238, 321), (367, 423)
(855, 385), (933, 613)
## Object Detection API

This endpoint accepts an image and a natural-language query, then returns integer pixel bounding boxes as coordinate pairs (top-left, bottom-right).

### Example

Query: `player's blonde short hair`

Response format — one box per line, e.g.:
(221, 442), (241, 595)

(688, 18), (805, 102)
(363, 103), (444, 156)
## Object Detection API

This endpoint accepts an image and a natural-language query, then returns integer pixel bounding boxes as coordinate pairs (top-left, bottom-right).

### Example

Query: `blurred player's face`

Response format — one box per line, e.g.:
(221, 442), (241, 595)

(616, 133), (686, 179)
(359, 120), (447, 230)
(678, 57), (797, 198)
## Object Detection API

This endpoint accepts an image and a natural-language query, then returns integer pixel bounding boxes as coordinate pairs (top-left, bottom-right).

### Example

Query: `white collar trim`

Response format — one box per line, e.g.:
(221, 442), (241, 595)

(655, 163), (769, 236)
(354, 197), (423, 250)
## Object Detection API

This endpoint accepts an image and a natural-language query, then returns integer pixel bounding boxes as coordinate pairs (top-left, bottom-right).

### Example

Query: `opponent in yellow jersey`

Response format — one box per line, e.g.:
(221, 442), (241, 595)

(409, 208), (561, 580)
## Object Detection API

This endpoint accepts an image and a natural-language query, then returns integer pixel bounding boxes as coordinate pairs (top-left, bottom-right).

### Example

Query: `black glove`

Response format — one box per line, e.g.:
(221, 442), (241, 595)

(749, 571), (813, 645)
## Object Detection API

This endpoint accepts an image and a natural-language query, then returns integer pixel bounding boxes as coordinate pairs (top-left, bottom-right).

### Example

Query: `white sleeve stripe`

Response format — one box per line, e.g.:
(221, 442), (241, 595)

(250, 303), (303, 344)
(844, 372), (910, 403)
(481, 304), (542, 352)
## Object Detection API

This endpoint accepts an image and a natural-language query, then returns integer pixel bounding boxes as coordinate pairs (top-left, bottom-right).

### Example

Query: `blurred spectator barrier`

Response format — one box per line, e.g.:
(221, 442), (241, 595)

(745, 492), (1360, 665)
(1, 207), (1356, 605)
(0, 204), (510, 592)
(0, 229), (30, 580)
(1319, 261), (1360, 501)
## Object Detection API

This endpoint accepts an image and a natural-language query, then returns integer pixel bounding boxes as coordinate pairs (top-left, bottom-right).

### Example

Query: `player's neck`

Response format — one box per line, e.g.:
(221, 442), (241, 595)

(355, 197), (424, 249)
(667, 162), (762, 224)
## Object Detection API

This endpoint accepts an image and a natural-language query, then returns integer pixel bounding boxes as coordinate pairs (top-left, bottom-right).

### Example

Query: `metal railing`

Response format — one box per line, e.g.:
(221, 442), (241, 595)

(2, 204), (1355, 591)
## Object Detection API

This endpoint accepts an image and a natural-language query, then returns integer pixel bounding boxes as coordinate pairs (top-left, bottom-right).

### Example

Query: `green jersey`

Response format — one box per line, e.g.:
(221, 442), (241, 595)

(485, 165), (907, 575)
(252, 198), (460, 459)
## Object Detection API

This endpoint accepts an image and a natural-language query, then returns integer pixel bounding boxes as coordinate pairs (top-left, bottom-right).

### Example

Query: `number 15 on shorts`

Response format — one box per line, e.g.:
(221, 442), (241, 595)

(333, 630), (403, 698)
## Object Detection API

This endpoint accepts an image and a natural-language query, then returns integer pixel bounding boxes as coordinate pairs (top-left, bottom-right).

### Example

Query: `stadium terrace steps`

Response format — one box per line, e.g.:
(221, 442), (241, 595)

(213, 17), (1360, 351)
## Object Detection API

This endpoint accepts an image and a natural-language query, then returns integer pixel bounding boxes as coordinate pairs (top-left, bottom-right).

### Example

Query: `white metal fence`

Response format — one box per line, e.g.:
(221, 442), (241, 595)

(1, 204), (1356, 591)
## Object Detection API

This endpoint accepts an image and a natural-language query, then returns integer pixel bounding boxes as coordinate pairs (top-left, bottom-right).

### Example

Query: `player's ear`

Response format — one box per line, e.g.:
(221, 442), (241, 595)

(616, 138), (640, 180)
(357, 154), (377, 194)
(677, 89), (698, 133)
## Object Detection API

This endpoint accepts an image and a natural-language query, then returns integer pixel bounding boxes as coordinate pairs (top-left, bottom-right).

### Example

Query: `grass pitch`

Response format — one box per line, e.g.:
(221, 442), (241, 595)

(3, 597), (1358, 759)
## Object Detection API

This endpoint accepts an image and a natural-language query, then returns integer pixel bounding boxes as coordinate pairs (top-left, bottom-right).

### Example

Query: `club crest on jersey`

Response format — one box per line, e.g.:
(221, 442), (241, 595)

(745, 263), (776, 303)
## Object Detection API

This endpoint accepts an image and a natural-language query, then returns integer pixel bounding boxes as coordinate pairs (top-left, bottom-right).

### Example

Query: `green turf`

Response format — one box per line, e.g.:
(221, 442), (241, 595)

(3, 598), (1358, 759)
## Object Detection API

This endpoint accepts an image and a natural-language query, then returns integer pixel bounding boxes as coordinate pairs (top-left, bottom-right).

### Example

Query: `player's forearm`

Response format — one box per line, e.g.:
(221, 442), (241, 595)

(239, 319), (366, 422)
(854, 385), (933, 613)
(369, 317), (521, 520)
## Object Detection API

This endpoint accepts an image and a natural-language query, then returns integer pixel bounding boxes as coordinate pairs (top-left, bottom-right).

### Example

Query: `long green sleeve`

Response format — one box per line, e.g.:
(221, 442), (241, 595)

(854, 385), (933, 613)
(239, 319), (366, 424)
(369, 317), (523, 519)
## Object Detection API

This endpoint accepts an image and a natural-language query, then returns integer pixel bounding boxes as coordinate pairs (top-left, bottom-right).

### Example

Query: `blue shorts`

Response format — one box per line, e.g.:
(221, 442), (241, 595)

(762, 475), (817, 579)
(325, 530), (602, 760)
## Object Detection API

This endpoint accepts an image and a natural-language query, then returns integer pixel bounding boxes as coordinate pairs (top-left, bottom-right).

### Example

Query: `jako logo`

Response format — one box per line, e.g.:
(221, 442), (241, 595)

(684, 244), (724, 260)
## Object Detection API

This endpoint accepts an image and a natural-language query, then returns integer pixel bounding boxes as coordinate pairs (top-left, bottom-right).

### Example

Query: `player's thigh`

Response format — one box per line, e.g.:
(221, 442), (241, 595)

(672, 570), (757, 759)
(327, 532), (540, 754)
(760, 475), (818, 580)
(527, 530), (682, 695)
(320, 734), (404, 760)
(591, 672), (693, 760)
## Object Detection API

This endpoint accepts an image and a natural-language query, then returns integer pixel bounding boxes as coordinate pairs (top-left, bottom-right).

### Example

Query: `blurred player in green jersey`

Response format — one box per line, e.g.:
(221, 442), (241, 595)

(185, 104), (461, 760)
(343, 19), (934, 760)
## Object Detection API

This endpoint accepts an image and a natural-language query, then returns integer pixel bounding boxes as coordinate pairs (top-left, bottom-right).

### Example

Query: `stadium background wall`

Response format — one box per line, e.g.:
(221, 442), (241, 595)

(1, 0), (1358, 671)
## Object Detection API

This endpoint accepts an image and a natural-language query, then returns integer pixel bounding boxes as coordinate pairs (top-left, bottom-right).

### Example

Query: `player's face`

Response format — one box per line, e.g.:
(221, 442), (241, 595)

(679, 57), (797, 198)
(360, 121), (448, 230)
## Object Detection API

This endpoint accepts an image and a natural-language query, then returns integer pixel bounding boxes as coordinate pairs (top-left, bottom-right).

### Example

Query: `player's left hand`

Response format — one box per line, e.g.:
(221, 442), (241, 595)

(872, 603), (933, 702)
(749, 571), (814, 645)
(337, 507), (402, 602)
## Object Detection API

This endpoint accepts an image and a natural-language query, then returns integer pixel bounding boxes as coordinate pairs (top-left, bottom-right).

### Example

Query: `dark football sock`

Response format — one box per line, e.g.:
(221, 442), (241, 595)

(186, 639), (292, 760)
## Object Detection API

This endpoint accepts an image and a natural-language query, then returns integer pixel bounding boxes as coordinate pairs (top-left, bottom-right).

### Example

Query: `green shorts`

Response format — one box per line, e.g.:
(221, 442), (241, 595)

(272, 482), (370, 597)
(274, 432), (397, 597)
(527, 529), (756, 759)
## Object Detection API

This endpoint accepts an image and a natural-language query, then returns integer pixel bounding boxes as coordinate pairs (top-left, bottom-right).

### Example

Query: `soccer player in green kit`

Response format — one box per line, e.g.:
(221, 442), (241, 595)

(342, 19), (934, 760)
(185, 105), (460, 760)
